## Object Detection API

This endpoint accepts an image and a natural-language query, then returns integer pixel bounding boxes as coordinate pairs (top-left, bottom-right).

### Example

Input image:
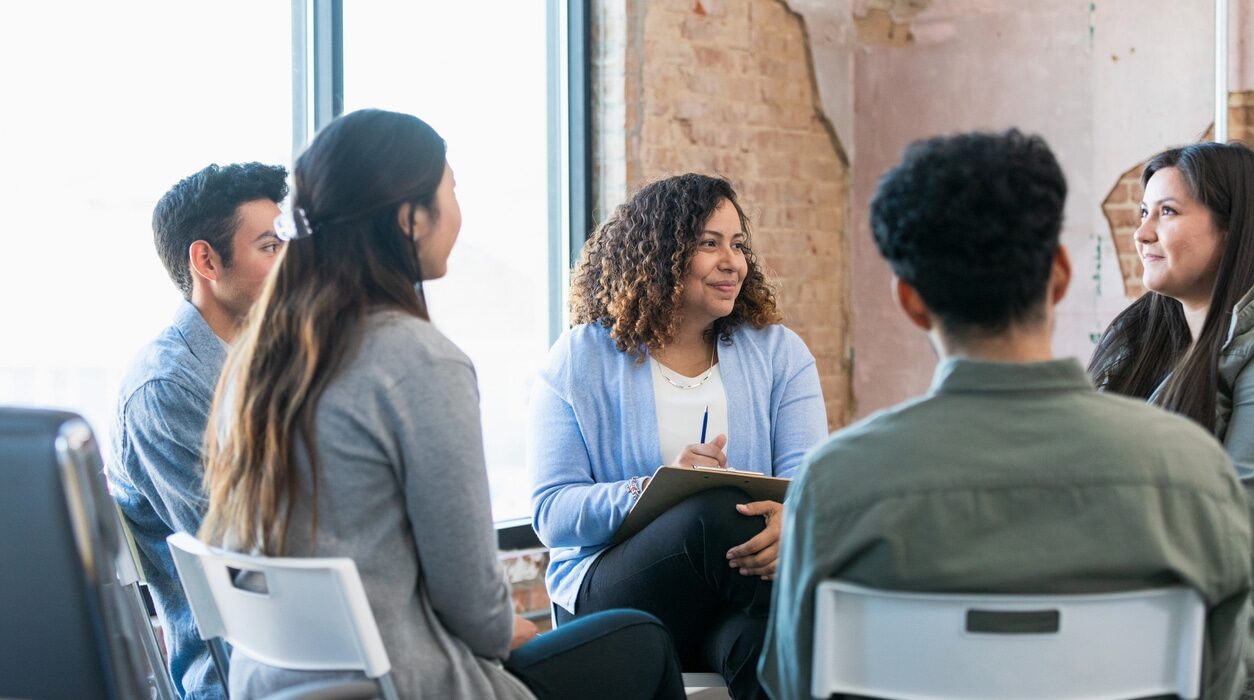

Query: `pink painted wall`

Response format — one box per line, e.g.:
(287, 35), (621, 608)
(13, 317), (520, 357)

(791, 0), (1242, 419)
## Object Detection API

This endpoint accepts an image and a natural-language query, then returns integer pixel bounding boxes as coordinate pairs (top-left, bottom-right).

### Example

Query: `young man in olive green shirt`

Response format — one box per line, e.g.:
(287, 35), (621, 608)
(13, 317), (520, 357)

(760, 130), (1252, 699)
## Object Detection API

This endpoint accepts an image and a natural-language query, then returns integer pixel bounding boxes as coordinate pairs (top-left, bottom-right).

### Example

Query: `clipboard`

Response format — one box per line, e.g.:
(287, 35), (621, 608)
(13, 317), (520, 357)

(611, 466), (791, 544)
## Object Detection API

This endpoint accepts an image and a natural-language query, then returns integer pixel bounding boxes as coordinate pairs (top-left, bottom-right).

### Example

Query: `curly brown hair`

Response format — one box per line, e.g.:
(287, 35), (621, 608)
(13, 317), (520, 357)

(570, 173), (781, 358)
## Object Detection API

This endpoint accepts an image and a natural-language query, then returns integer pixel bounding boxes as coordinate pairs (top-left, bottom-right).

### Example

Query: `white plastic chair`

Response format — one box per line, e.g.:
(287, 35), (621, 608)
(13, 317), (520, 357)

(682, 672), (728, 693)
(811, 581), (1205, 700)
(166, 532), (399, 700)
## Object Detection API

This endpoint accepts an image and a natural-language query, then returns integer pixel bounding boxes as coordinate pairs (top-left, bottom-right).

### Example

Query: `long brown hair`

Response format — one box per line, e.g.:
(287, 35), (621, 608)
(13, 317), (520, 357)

(570, 173), (780, 358)
(1089, 141), (1254, 432)
(201, 109), (447, 554)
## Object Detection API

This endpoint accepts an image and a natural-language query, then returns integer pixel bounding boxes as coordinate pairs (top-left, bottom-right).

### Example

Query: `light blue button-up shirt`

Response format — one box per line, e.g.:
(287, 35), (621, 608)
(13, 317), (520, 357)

(107, 301), (227, 699)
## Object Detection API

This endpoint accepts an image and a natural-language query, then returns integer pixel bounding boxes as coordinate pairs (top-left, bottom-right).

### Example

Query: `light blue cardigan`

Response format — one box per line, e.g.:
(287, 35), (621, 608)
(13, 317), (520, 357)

(528, 322), (829, 612)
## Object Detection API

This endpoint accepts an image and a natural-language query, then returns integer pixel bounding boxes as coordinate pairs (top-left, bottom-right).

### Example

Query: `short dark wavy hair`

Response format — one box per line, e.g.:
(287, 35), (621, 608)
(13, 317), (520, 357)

(570, 173), (781, 357)
(153, 162), (289, 299)
(870, 129), (1066, 335)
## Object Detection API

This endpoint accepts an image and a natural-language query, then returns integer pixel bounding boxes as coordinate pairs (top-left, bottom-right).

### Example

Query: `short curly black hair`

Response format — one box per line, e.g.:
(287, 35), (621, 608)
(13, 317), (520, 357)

(152, 162), (289, 299)
(870, 129), (1066, 335)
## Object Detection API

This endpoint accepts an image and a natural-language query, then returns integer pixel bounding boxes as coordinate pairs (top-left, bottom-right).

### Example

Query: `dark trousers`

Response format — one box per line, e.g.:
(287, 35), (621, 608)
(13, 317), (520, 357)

(554, 487), (773, 699)
(506, 608), (684, 700)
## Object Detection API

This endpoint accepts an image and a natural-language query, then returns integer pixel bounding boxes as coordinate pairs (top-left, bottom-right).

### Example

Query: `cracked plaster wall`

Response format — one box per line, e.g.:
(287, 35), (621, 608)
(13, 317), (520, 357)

(791, 0), (1250, 417)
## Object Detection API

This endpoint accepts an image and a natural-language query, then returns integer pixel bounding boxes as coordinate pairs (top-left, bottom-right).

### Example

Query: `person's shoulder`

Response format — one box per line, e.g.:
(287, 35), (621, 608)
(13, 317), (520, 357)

(547, 322), (621, 365)
(536, 323), (631, 399)
(363, 310), (470, 369)
(731, 323), (815, 364)
(1082, 390), (1210, 438)
(1226, 286), (1254, 347)
(1220, 289), (1254, 380)
(806, 394), (932, 465)
(788, 395), (934, 507)
(1086, 390), (1227, 454)
(117, 323), (209, 407)
(113, 325), (216, 466)
(558, 322), (616, 350)
(1073, 391), (1236, 493)
(734, 322), (800, 346)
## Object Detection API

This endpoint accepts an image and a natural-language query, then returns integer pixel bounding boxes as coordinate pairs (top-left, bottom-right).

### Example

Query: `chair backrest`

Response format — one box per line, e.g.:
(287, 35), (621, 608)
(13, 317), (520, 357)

(811, 581), (1205, 700)
(166, 532), (394, 682)
(0, 407), (172, 700)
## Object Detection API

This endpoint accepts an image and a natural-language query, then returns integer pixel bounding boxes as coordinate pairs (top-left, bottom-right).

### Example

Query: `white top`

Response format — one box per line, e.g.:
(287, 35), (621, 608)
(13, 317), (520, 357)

(650, 357), (729, 465)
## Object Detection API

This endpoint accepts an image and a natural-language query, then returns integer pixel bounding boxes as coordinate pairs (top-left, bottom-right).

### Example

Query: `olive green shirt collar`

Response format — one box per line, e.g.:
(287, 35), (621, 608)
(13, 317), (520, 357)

(930, 356), (1093, 395)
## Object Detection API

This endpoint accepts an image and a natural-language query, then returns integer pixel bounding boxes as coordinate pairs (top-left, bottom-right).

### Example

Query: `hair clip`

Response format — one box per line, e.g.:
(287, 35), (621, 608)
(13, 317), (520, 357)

(274, 207), (314, 241)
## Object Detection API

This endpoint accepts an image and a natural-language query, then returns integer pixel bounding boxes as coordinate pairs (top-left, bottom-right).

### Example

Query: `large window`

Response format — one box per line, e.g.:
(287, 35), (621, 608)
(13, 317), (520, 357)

(0, 2), (571, 523)
(341, 3), (565, 521)
(0, 2), (292, 448)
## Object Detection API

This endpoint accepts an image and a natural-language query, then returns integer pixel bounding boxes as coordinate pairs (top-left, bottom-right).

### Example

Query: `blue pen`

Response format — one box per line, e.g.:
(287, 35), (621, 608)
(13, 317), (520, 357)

(699, 405), (709, 444)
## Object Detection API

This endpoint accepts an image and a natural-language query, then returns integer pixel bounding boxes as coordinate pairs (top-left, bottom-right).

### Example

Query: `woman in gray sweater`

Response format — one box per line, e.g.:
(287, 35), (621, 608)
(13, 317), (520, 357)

(200, 109), (684, 699)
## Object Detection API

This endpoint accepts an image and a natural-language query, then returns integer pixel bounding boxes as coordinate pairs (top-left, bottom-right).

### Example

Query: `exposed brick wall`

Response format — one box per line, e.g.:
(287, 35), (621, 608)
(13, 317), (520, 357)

(1100, 163), (1148, 299)
(594, 0), (853, 427)
(1101, 90), (1254, 298)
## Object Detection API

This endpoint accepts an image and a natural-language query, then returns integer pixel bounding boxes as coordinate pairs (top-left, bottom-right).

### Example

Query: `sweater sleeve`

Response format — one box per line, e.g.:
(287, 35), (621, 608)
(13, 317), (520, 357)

(527, 373), (639, 548)
(770, 330), (830, 479)
(386, 358), (514, 660)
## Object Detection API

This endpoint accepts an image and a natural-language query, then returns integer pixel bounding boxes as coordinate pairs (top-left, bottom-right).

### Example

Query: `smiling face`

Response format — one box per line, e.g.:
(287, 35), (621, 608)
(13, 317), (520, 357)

(676, 198), (749, 328)
(1135, 166), (1224, 308)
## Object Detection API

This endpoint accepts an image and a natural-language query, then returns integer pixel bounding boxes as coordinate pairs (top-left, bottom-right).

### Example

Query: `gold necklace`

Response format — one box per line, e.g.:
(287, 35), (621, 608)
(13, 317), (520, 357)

(655, 343), (717, 390)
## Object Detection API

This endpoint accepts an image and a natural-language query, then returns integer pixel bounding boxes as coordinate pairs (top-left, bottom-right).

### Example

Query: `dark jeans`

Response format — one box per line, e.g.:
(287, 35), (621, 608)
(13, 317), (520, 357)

(554, 487), (773, 699)
(506, 609), (684, 700)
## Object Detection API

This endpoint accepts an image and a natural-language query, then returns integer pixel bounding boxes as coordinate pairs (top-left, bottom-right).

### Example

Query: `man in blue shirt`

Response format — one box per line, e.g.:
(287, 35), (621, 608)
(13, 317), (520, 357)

(107, 163), (288, 699)
(760, 131), (1251, 699)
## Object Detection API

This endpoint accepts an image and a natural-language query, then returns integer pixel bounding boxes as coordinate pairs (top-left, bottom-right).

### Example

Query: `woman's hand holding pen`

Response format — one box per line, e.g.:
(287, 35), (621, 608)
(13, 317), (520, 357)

(726, 500), (784, 580)
(672, 434), (728, 469)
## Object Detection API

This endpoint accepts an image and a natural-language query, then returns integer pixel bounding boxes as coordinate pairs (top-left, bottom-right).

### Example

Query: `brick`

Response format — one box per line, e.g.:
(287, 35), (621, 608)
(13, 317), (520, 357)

(1107, 206), (1142, 230)
(1112, 231), (1137, 256)
(599, 0), (851, 425)
(1103, 182), (1128, 206)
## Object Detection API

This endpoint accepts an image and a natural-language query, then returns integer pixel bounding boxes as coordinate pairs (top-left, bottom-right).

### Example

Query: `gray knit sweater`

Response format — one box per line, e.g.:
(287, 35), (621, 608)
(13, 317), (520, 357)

(228, 311), (535, 700)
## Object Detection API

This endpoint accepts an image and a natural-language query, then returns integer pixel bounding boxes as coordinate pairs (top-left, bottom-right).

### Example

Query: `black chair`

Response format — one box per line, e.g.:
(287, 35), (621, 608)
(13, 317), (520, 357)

(0, 407), (173, 699)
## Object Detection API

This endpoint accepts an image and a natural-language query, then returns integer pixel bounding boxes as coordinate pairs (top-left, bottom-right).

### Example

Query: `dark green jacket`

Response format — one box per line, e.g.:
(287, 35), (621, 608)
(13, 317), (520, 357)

(761, 358), (1251, 700)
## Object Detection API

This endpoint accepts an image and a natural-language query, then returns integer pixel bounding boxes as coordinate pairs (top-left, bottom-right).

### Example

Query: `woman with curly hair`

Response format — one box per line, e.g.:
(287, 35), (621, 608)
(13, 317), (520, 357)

(528, 173), (827, 698)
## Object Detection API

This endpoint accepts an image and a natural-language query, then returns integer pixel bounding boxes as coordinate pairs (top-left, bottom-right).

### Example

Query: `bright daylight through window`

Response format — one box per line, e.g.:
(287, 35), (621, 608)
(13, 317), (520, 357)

(0, 2), (561, 522)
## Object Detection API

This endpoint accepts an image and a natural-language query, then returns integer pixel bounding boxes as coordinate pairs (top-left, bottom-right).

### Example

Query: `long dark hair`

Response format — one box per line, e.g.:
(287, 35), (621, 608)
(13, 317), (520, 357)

(1089, 141), (1254, 432)
(569, 173), (781, 358)
(201, 109), (447, 554)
